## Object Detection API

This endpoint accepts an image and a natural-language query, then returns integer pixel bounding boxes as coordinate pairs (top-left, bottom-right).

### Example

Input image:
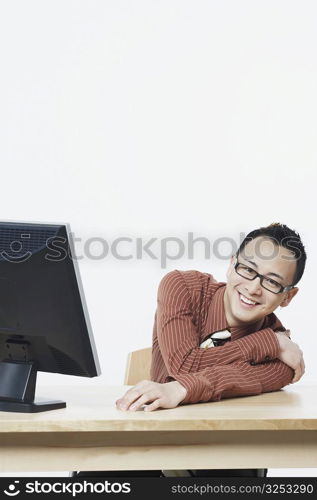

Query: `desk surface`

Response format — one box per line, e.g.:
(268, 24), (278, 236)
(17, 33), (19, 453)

(0, 384), (316, 432)
(0, 384), (316, 471)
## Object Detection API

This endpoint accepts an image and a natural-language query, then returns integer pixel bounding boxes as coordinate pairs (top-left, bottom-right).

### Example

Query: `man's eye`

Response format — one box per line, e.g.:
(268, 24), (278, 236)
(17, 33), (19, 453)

(267, 278), (279, 286)
(244, 267), (254, 273)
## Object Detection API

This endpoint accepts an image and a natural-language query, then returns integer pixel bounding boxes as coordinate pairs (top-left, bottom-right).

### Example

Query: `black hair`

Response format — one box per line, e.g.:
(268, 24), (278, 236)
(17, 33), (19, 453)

(237, 223), (307, 286)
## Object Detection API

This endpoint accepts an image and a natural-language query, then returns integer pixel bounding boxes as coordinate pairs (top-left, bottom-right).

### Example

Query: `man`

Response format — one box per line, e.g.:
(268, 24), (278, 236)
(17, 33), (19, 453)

(115, 223), (306, 477)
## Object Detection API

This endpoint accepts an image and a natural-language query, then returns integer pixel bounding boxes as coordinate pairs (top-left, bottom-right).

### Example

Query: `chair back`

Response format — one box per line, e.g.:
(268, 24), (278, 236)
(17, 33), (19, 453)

(124, 347), (152, 385)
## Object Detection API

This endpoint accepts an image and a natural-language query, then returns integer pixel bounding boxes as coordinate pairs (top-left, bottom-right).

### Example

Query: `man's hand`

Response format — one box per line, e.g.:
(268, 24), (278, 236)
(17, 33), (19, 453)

(275, 331), (305, 383)
(115, 380), (187, 412)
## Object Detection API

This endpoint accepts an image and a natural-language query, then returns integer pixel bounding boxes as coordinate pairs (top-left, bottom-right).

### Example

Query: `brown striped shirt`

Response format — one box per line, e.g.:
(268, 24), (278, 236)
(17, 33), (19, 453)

(150, 270), (294, 404)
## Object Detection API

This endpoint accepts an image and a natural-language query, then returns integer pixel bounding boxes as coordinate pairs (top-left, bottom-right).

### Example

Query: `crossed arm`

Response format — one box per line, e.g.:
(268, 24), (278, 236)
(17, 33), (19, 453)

(116, 272), (305, 412)
(116, 337), (304, 412)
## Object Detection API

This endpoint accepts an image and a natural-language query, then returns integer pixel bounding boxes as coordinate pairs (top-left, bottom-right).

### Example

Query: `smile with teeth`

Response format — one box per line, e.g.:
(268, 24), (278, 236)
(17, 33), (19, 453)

(239, 292), (259, 306)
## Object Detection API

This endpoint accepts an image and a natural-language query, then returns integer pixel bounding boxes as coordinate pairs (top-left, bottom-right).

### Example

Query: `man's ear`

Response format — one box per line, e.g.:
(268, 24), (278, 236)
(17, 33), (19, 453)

(280, 287), (299, 307)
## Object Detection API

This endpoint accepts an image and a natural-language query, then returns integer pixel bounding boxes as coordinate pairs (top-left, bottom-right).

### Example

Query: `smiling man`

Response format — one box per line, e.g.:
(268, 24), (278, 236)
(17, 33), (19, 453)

(115, 223), (306, 477)
(224, 236), (298, 329)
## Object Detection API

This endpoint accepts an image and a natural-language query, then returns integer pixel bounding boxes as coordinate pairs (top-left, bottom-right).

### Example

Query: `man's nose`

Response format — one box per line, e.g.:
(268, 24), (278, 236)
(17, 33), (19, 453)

(245, 277), (262, 295)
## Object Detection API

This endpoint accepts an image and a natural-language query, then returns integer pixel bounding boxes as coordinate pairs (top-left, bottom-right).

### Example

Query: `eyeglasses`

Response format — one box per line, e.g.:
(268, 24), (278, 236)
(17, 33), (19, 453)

(234, 259), (294, 294)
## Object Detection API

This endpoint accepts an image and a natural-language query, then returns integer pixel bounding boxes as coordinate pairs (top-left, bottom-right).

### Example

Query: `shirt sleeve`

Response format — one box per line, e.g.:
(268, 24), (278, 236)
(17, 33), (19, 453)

(156, 270), (281, 381)
(177, 358), (294, 404)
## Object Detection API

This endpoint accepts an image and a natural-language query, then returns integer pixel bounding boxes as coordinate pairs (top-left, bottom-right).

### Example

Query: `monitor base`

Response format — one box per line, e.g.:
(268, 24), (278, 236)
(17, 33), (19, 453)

(0, 360), (66, 412)
(0, 399), (66, 413)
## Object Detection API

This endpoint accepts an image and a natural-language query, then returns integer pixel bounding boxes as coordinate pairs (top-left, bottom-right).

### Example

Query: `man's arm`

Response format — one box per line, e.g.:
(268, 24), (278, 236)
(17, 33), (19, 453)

(275, 331), (305, 384)
(156, 270), (280, 372)
(115, 334), (303, 411)
(175, 332), (306, 404)
(171, 357), (294, 405)
(115, 358), (295, 412)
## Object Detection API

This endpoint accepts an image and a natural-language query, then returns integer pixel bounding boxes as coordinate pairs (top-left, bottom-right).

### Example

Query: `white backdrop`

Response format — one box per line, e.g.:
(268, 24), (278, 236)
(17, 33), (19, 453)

(0, 0), (316, 476)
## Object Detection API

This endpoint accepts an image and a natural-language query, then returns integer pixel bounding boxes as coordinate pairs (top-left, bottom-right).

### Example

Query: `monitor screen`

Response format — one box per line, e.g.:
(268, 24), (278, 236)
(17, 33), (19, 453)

(0, 221), (101, 412)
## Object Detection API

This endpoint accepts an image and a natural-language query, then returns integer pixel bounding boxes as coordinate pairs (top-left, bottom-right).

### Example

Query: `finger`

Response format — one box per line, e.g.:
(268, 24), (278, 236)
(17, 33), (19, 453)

(115, 394), (130, 407)
(116, 387), (132, 404)
(144, 399), (161, 412)
(291, 366), (301, 383)
(292, 361), (304, 383)
(299, 358), (305, 378)
(116, 383), (143, 404)
(116, 382), (157, 410)
(116, 388), (145, 410)
(129, 393), (155, 411)
(296, 359), (305, 382)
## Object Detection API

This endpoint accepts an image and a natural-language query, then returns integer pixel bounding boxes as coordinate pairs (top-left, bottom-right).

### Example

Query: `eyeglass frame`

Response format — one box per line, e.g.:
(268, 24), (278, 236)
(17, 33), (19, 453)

(234, 257), (295, 294)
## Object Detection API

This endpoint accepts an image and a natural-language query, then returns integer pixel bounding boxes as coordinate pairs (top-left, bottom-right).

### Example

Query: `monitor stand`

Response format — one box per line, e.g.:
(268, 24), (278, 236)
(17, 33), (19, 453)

(0, 360), (66, 413)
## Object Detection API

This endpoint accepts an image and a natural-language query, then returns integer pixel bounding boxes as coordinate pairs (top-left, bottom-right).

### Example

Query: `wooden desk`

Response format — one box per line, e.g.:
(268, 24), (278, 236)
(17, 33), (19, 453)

(0, 384), (316, 472)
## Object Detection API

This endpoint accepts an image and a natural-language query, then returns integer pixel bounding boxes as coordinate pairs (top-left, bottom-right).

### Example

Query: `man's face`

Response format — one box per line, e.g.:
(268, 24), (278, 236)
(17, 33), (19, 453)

(224, 236), (299, 327)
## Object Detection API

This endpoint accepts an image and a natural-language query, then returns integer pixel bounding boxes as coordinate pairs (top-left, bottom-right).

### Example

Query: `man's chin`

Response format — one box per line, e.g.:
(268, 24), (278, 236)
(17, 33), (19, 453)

(231, 307), (262, 325)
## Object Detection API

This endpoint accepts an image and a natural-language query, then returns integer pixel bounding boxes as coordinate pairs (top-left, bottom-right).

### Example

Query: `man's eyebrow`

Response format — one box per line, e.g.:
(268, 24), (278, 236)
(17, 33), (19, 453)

(243, 259), (284, 281)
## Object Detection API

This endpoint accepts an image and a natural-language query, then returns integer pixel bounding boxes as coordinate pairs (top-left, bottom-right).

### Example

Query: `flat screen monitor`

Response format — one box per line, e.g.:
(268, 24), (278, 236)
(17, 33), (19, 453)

(0, 221), (101, 412)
